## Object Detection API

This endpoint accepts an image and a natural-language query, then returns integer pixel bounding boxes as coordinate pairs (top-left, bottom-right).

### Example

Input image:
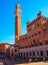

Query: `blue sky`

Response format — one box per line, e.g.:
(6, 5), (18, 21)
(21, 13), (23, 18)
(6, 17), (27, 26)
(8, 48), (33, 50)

(0, 0), (48, 44)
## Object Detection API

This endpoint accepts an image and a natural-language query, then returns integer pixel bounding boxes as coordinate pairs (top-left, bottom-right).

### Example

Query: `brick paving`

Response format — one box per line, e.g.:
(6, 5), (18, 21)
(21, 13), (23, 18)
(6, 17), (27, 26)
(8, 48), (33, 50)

(15, 62), (48, 65)
(0, 60), (48, 65)
(0, 62), (3, 65)
(3, 60), (15, 65)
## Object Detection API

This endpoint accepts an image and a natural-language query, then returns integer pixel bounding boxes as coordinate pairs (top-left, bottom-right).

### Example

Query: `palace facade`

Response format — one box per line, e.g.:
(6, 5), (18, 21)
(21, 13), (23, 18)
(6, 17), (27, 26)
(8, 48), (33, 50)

(10, 3), (48, 62)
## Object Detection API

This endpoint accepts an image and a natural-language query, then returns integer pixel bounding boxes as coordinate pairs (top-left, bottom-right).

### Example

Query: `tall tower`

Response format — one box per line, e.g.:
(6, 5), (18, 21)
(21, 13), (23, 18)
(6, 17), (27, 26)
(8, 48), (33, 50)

(14, 4), (22, 43)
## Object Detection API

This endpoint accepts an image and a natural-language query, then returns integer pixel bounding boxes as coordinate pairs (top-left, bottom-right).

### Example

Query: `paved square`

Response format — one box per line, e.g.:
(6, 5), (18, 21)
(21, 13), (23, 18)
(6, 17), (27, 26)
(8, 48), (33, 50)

(0, 62), (3, 65)
(15, 62), (48, 65)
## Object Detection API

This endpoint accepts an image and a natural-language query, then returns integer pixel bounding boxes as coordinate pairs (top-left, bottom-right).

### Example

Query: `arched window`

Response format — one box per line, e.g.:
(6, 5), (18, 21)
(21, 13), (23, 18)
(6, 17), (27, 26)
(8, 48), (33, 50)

(38, 31), (41, 35)
(46, 50), (48, 56)
(33, 51), (35, 56)
(40, 51), (43, 56)
(29, 45), (31, 48)
(23, 52), (25, 56)
(30, 52), (32, 56)
(20, 52), (22, 56)
(39, 42), (42, 46)
(26, 46), (28, 48)
(18, 53), (20, 56)
(32, 34), (34, 37)
(35, 43), (38, 46)
(26, 52), (28, 56)
(43, 28), (47, 32)
(12, 51), (13, 56)
(32, 44), (34, 47)
(34, 33), (37, 36)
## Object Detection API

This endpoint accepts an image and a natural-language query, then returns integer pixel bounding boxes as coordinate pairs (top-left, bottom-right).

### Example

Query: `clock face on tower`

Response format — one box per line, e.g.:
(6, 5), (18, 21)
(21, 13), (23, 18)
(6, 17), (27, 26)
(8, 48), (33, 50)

(32, 24), (35, 29)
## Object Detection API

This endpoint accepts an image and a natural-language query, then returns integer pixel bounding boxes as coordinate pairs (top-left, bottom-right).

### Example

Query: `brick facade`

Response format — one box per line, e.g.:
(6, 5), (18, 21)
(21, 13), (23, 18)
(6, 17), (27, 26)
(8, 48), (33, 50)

(14, 4), (48, 61)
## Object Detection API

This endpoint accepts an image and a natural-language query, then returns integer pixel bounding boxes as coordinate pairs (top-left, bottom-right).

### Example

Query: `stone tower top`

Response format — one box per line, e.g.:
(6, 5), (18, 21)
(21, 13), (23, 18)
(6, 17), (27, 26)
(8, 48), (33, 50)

(16, 3), (20, 9)
(15, 3), (22, 16)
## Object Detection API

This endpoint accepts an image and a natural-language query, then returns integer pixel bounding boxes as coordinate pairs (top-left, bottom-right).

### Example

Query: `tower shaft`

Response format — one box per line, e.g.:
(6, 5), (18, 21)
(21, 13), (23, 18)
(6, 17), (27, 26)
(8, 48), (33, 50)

(15, 4), (22, 43)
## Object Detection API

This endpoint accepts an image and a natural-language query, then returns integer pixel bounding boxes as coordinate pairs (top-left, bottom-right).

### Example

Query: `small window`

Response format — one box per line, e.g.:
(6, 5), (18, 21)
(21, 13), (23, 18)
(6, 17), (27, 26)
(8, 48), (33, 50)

(33, 51), (35, 56)
(26, 52), (28, 56)
(37, 23), (40, 26)
(15, 49), (17, 52)
(18, 53), (20, 56)
(34, 33), (37, 36)
(32, 44), (34, 47)
(20, 47), (22, 49)
(37, 41), (39, 43)
(20, 39), (22, 41)
(26, 46), (28, 48)
(43, 28), (46, 32)
(12, 52), (13, 56)
(47, 50), (48, 56)
(33, 40), (35, 43)
(40, 51), (43, 56)
(26, 37), (28, 40)
(28, 29), (30, 32)
(23, 38), (24, 40)
(23, 46), (25, 49)
(32, 24), (35, 29)
(38, 31), (41, 35)
(23, 52), (25, 56)
(18, 47), (21, 49)
(21, 52), (22, 56)
(39, 42), (42, 46)
(29, 45), (31, 48)
(35, 43), (38, 46)
(32, 34), (34, 37)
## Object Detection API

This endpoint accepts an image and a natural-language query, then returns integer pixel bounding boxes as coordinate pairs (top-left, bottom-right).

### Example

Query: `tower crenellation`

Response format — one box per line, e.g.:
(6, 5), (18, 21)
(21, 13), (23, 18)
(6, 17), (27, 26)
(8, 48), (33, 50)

(15, 4), (22, 16)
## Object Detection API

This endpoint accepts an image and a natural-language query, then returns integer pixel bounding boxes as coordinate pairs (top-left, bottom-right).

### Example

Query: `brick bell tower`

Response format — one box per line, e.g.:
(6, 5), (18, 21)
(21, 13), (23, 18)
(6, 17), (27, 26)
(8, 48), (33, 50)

(14, 4), (22, 43)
